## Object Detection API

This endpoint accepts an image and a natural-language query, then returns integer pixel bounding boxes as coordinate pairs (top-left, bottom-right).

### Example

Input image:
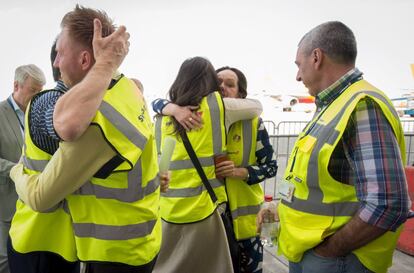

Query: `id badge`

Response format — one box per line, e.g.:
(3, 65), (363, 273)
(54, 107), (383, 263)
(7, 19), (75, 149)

(277, 179), (295, 203)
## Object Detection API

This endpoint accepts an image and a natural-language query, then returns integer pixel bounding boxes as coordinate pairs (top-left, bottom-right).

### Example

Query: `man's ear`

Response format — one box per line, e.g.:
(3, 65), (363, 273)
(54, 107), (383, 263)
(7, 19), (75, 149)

(13, 81), (19, 93)
(312, 48), (324, 70)
(80, 50), (93, 71)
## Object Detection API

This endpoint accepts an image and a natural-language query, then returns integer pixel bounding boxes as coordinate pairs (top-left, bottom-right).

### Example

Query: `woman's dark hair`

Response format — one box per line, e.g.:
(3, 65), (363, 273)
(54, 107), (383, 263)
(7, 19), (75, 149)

(216, 66), (248, 98)
(168, 56), (220, 135)
(50, 39), (61, 82)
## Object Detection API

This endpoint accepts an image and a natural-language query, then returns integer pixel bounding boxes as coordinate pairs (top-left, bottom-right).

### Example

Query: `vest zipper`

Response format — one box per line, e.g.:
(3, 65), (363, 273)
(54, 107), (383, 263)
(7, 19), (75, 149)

(288, 147), (299, 174)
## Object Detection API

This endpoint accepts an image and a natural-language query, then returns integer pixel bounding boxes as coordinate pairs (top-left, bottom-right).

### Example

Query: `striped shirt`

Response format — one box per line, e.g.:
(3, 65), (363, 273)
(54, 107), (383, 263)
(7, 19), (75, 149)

(317, 68), (409, 230)
(29, 82), (67, 154)
(151, 99), (277, 184)
(55, 80), (68, 92)
(29, 76), (122, 155)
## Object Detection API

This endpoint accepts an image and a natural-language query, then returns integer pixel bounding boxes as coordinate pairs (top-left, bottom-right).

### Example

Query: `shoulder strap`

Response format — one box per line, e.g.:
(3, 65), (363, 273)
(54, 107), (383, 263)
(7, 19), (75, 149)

(179, 130), (218, 204)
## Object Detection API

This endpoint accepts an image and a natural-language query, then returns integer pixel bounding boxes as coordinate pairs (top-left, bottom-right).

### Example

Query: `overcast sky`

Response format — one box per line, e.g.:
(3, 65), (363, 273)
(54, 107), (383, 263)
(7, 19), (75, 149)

(1, 0), (413, 105)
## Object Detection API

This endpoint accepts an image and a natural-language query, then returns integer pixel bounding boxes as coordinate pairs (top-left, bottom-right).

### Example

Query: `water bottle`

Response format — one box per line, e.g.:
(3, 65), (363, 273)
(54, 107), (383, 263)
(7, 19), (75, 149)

(260, 194), (278, 247)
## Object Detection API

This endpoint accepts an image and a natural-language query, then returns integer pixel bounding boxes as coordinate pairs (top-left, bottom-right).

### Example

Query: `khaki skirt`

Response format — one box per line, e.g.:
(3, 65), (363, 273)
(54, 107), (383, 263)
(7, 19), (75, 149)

(152, 208), (233, 273)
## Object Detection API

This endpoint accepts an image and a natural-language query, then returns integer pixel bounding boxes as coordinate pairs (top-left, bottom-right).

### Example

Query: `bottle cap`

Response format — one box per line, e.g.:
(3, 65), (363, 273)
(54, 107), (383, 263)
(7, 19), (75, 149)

(264, 194), (273, 202)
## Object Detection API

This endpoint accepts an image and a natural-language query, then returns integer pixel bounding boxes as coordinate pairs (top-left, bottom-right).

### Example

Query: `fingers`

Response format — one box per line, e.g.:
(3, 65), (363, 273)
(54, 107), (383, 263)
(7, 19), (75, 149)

(93, 19), (102, 40)
(159, 171), (170, 193)
(177, 119), (190, 131)
(215, 160), (234, 168)
(215, 160), (235, 177)
(256, 209), (266, 233)
(187, 114), (202, 128)
(92, 19), (130, 70)
(187, 105), (199, 111)
(181, 114), (202, 131)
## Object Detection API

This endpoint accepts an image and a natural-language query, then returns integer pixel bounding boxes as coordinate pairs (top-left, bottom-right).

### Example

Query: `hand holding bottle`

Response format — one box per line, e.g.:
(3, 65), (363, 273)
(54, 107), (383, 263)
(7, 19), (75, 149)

(257, 194), (279, 246)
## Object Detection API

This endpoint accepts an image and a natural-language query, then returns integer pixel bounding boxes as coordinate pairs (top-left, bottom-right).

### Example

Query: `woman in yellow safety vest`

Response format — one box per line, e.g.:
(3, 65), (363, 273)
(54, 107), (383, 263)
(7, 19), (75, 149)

(152, 65), (276, 273)
(153, 57), (264, 273)
(215, 66), (277, 273)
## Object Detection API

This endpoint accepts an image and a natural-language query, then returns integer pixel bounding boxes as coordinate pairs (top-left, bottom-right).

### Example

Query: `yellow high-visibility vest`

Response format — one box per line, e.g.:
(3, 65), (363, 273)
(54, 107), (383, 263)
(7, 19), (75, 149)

(226, 117), (264, 240)
(155, 92), (227, 223)
(9, 89), (77, 262)
(278, 80), (406, 273)
(65, 76), (161, 266)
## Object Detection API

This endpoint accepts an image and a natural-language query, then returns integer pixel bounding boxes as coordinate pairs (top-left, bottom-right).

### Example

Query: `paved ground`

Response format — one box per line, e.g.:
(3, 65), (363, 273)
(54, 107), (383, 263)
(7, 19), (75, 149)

(263, 245), (414, 273)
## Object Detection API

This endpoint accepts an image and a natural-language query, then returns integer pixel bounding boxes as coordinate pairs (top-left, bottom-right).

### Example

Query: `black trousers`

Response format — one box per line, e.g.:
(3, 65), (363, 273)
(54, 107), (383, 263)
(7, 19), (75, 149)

(84, 256), (157, 273)
(7, 237), (79, 273)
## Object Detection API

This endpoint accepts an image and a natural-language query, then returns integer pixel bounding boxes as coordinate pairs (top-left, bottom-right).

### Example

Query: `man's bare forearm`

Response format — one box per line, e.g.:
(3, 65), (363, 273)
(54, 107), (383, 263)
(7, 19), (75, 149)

(53, 63), (113, 141)
(314, 215), (387, 257)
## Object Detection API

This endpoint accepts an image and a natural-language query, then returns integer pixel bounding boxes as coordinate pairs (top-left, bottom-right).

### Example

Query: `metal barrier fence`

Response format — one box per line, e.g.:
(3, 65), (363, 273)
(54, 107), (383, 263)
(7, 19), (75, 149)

(262, 120), (414, 197)
(263, 119), (414, 136)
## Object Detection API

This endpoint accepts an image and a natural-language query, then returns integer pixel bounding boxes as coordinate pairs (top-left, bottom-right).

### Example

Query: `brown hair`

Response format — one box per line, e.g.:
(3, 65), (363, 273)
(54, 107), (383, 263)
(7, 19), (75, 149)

(61, 5), (115, 50)
(216, 66), (248, 98)
(168, 56), (220, 135)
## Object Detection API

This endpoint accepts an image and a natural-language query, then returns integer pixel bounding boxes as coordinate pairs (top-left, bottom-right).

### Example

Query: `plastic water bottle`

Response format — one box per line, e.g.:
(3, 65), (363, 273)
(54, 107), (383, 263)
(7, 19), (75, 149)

(260, 194), (278, 247)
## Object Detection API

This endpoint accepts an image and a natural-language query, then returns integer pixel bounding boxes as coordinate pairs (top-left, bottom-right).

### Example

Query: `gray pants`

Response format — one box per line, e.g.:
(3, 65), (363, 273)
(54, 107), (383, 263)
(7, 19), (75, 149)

(289, 249), (374, 273)
(0, 222), (10, 273)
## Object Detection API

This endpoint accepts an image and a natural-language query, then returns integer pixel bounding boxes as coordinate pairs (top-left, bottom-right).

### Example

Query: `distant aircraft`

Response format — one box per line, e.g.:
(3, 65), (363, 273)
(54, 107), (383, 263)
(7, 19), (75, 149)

(390, 64), (414, 117)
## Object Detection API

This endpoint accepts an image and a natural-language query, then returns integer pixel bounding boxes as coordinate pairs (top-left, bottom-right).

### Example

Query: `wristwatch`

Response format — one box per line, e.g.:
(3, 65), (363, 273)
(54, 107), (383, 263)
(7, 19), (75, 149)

(245, 170), (250, 182)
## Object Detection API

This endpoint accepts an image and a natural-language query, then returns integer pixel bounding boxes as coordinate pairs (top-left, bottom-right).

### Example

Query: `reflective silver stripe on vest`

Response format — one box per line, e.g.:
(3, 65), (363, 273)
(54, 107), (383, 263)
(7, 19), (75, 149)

(207, 93), (223, 154)
(99, 101), (147, 150)
(283, 88), (399, 216)
(22, 156), (48, 172)
(21, 156), (64, 213)
(155, 116), (162, 154)
(73, 219), (157, 240)
(75, 158), (159, 202)
(161, 178), (224, 198)
(231, 204), (261, 219)
(241, 120), (252, 167)
(169, 156), (214, 170)
(365, 91), (400, 120)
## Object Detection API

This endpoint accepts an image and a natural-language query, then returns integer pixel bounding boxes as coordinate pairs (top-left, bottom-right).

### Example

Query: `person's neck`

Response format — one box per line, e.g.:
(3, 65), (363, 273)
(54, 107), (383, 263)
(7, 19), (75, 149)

(12, 93), (26, 112)
(319, 65), (355, 92)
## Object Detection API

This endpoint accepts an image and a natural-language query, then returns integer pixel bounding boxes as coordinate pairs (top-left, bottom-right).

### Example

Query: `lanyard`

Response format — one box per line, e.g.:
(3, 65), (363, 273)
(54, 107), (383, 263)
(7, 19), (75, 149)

(7, 97), (24, 131)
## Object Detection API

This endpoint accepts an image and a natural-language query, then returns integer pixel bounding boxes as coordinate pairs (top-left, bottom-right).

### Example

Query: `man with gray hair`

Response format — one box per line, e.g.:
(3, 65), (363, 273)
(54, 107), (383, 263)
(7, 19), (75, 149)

(258, 21), (409, 273)
(0, 64), (45, 273)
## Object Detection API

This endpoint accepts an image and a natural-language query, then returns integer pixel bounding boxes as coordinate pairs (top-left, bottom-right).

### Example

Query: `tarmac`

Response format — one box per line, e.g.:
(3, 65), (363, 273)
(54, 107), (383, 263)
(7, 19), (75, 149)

(262, 245), (414, 273)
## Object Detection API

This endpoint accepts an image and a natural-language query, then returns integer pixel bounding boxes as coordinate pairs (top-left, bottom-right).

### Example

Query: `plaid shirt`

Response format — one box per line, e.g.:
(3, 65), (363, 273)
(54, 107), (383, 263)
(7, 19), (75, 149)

(316, 68), (409, 231)
(151, 99), (277, 185)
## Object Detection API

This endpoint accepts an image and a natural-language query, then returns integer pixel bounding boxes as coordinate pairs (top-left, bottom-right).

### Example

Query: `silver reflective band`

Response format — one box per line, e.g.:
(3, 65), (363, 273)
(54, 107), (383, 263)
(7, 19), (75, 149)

(22, 156), (48, 172)
(285, 88), (399, 216)
(282, 198), (359, 217)
(73, 219), (157, 240)
(99, 101), (148, 150)
(74, 158), (159, 202)
(161, 178), (224, 198)
(169, 156), (214, 170)
(155, 116), (162, 153)
(22, 156), (65, 213)
(207, 93), (224, 154)
(241, 120), (253, 167)
(231, 204), (260, 219)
